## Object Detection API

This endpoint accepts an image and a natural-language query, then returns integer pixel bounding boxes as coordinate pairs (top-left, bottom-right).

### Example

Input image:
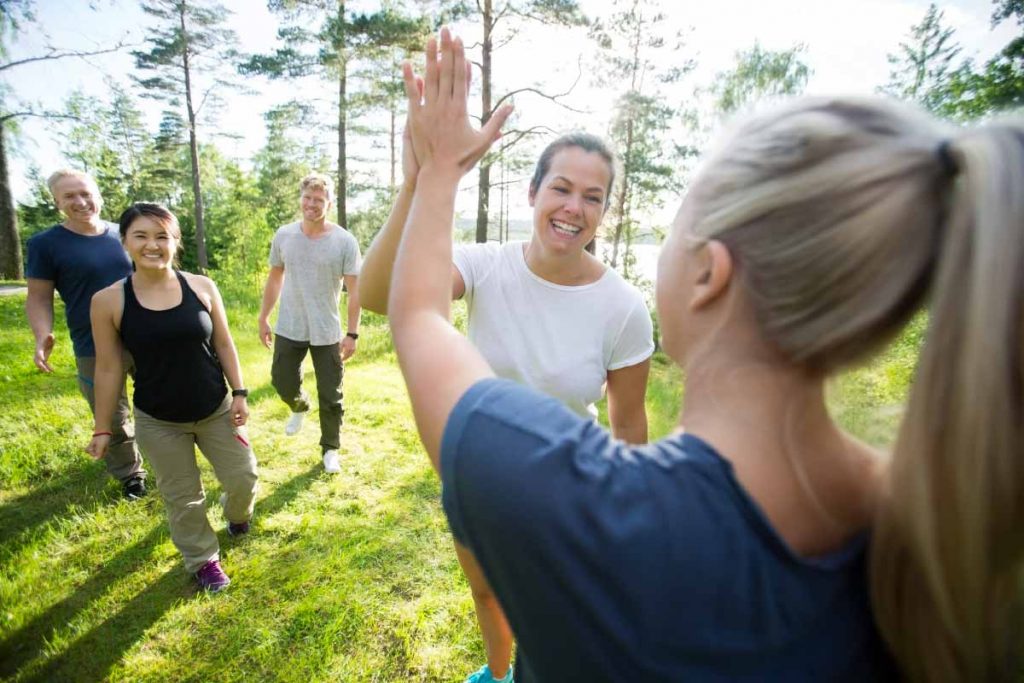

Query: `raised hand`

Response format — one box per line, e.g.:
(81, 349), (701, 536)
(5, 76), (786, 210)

(403, 28), (513, 181)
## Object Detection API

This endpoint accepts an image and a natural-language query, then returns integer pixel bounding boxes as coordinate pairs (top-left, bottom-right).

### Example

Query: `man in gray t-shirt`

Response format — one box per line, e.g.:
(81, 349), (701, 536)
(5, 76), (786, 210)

(258, 173), (361, 474)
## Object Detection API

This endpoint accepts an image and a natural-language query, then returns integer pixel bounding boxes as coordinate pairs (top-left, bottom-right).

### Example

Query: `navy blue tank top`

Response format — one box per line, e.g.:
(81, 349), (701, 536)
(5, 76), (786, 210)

(121, 271), (227, 422)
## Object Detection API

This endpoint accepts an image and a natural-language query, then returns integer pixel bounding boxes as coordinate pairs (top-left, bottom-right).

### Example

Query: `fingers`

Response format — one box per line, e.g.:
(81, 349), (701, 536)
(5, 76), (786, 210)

(34, 356), (53, 373)
(482, 103), (514, 144)
(452, 36), (468, 102)
(423, 36), (439, 104)
(438, 27), (454, 100)
(402, 61), (420, 110)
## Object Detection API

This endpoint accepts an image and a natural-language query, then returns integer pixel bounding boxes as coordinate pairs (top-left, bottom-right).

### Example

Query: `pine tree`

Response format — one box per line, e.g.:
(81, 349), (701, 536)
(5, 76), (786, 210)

(593, 0), (693, 278)
(241, 0), (426, 228)
(133, 0), (240, 272)
(880, 3), (965, 114)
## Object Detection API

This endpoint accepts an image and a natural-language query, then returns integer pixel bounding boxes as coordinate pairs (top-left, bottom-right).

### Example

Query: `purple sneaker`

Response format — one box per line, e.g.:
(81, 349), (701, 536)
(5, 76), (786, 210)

(195, 559), (231, 593)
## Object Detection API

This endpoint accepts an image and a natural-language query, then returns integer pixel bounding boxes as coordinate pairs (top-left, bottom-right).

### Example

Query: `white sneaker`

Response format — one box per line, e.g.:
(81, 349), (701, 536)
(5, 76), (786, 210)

(284, 412), (305, 436)
(323, 449), (341, 474)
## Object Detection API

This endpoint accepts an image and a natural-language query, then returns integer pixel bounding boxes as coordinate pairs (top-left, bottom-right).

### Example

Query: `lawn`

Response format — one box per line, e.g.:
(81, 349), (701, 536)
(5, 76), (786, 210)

(0, 288), (919, 682)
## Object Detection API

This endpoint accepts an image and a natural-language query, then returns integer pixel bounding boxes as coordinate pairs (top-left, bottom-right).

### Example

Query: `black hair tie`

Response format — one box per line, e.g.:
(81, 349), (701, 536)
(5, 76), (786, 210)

(937, 140), (959, 176)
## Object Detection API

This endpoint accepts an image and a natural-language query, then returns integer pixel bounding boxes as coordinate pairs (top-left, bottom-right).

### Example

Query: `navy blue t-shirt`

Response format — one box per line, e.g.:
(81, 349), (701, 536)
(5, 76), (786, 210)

(25, 223), (132, 357)
(441, 379), (897, 682)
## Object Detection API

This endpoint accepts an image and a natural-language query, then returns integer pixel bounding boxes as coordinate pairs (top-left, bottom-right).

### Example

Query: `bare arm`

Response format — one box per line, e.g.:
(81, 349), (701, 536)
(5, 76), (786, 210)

(389, 31), (512, 469)
(359, 120), (466, 315)
(258, 265), (285, 348)
(340, 273), (361, 361)
(606, 359), (651, 444)
(85, 287), (124, 459)
(25, 278), (56, 372)
(202, 275), (249, 426)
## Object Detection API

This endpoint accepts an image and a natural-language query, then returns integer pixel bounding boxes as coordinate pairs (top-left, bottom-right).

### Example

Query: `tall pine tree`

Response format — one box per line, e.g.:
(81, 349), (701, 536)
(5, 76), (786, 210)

(133, 0), (240, 272)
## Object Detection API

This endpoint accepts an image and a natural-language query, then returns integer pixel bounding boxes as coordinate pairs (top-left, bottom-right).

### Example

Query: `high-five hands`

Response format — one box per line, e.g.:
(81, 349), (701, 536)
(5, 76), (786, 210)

(403, 28), (513, 181)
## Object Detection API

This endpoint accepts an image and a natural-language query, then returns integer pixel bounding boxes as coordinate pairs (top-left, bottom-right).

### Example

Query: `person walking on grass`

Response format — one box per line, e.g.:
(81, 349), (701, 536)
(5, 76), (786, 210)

(258, 173), (362, 474)
(86, 203), (258, 593)
(361, 130), (652, 683)
(25, 169), (147, 500)
(386, 29), (1024, 680)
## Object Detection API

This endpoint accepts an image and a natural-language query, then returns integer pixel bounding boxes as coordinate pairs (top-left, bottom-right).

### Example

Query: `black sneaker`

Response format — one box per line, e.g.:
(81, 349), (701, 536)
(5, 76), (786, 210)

(227, 520), (251, 537)
(123, 477), (147, 500)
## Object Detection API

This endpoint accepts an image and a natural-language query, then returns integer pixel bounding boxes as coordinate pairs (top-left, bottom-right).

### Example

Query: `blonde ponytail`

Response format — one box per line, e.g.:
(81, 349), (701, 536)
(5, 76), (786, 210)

(685, 98), (1024, 679)
(871, 124), (1024, 681)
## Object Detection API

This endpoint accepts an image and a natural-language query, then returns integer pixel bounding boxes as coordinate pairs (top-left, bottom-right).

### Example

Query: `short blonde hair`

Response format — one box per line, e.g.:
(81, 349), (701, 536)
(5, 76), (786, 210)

(47, 169), (99, 199)
(299, 173), (334, 203)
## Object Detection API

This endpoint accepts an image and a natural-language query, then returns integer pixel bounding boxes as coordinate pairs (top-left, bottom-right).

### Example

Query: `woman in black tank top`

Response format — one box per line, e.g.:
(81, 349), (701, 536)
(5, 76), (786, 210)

(86, 203), (259, 593)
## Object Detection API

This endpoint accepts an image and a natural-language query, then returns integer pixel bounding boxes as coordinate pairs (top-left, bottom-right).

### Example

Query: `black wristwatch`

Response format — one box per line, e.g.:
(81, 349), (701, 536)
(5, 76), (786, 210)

(345, 331), (359, 340)
(231, 388), (249, 398)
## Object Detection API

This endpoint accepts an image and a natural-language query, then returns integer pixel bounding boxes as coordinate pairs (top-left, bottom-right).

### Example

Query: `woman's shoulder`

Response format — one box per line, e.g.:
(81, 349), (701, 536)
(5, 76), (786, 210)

(92, 278), (127, 306)
(179, 270), (218, 294)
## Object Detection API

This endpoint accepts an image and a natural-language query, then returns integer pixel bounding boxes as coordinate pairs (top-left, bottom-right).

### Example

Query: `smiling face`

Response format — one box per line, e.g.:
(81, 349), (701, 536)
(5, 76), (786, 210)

(300, 186), (331, 223)
(52, 175), (102, 225)
(528, 147), (612, 256)
(123, 214), (179, 271)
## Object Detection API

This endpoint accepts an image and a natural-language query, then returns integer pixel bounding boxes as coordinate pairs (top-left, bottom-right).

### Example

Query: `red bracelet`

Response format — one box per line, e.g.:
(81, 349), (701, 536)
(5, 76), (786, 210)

(92, 431), (113, 437)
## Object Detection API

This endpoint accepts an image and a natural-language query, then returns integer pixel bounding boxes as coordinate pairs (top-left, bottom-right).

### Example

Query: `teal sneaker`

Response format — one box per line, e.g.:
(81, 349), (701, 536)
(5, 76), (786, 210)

(465, 664), (513, 683)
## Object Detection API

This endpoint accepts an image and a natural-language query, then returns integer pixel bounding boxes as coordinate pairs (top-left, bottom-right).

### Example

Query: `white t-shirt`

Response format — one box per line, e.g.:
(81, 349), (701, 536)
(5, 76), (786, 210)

(453, 241), (654, 418)
(269, 221), (361, 346)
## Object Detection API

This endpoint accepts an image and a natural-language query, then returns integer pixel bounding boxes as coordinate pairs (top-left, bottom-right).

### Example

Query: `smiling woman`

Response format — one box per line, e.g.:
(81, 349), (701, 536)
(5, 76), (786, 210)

(360, 114), (654, 681)
(86, 202), (259, 594)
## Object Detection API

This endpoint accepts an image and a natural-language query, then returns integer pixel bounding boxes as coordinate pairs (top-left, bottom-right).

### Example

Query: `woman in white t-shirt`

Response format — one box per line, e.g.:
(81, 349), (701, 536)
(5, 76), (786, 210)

(361, 127), (654, 683)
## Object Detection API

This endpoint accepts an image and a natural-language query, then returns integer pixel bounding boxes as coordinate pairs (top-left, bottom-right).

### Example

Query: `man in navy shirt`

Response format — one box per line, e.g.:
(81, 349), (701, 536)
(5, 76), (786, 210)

(25, 170), (146, 499)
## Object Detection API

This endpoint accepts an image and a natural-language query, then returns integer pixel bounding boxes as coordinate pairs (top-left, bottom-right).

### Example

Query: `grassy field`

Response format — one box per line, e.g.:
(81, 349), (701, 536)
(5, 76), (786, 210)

(0, 288), (919, 682)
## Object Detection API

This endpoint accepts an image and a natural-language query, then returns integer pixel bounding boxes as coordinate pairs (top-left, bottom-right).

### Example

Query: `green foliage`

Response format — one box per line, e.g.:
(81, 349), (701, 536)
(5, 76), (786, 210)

(880, 3), (967, 114)
(593, 0), (693, 282)
(241, 0), (430, 226)
(133, 0), (239, 99)
(712, 42), (811, 115)
(880, 1), (1024, 121)
(253, 103), (318, 232)
(15, 165), (60, 247)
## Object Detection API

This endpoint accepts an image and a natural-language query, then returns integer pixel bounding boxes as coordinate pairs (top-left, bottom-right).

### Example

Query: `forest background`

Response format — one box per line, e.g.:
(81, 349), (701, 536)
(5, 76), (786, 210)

(0, 0), (1022, 681)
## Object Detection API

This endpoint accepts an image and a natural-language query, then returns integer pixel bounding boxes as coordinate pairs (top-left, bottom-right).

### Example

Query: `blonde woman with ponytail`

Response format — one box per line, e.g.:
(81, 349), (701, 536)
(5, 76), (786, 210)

(385, 29), (1021, 681)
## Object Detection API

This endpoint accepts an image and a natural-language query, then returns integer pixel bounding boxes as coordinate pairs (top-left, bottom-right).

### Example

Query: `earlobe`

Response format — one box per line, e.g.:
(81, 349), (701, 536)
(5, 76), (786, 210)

(689, 240), (733, 310)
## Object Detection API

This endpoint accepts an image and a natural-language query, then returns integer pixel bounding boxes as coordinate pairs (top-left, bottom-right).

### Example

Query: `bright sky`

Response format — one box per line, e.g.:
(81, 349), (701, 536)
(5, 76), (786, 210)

(4, 0), (1016, 221)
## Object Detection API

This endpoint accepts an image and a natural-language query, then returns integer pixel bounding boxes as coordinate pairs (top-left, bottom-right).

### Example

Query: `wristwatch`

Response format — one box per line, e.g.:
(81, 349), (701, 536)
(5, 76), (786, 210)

(231, 388), (249, 398)
(345, 332), (359, 340)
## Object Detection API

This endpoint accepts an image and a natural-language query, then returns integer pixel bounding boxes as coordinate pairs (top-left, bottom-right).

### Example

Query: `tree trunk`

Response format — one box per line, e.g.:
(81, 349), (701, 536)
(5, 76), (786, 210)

(610, 117), (634, 269)
(336, 0), (347, 227)
(389, 92), (396, 198)
(474, 0), (494, 244)
(0, 122), (22, 279)
(180, 2), (208, 272)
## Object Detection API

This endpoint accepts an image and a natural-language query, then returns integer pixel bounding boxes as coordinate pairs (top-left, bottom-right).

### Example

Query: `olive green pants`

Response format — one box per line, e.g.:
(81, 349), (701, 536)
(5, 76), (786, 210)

(135, 397), (259, 573)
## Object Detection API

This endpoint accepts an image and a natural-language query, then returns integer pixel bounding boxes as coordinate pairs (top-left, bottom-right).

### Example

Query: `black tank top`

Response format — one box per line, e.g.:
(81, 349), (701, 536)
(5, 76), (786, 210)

(121, 271), (227, 422)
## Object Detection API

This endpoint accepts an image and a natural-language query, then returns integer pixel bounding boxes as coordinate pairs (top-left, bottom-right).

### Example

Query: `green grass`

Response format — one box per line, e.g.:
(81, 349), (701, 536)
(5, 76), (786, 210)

(0, 290), (921, 681)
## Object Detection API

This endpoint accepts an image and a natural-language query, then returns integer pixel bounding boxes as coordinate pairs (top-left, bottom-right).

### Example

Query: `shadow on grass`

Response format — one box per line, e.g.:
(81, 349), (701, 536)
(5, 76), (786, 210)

(0, 460), (113, 564)
(0, 464), (324, 681)
(245, 380), (280, 407)
(19, 565), (187, 683)
(242, 462), (324, 527)
(0, 522), (171, 679)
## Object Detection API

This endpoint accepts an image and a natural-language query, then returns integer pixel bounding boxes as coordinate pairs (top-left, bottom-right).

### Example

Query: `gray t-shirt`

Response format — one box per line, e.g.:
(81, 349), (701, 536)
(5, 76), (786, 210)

(269, 221), (361, 345)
